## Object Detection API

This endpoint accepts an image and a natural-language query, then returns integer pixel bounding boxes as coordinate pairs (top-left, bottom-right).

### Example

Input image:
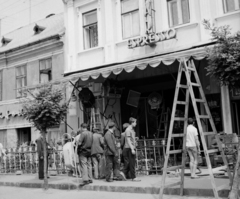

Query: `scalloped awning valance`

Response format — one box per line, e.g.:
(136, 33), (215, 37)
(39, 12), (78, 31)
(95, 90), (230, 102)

(65, 46), (208, 83)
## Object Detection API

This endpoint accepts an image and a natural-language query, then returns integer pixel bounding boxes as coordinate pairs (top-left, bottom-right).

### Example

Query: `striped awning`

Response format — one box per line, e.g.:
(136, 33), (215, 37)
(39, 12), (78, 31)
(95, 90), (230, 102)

(65, 46), (208, 83)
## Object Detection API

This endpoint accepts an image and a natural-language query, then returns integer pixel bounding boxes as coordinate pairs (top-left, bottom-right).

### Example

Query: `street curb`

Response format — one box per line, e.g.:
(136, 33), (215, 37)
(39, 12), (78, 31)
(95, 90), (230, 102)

(0, 181), (231, 197)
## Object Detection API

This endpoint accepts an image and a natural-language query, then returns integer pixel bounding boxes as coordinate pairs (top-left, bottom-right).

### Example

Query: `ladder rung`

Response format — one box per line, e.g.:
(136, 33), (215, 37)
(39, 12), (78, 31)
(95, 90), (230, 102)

(186, 67), (195, 71)
(217, 184), (230, 191)
(179, 84), (188, 89)
(195, 99), (205, 103)
(176, 101), (187, 105)
(207, 149), (219, 154)
(199, 115), (210, 119)
(164, 181), (181, 188)
(203, 132), (216, 136)
(172, 134), (184, 138)
(166, 165), (182, 171)
(174, 117), (186, 121)
(191, 82), (200, 87)
(169, 150), (182, 154)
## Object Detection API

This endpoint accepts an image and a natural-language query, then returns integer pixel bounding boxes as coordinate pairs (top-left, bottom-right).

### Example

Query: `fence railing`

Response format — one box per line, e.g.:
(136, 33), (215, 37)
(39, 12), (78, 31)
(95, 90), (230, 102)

(0, 138), (180, 175)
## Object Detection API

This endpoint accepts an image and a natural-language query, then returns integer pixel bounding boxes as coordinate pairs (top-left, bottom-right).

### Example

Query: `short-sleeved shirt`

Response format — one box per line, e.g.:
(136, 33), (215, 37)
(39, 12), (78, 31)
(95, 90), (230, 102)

(124, 126), (136, 149)
(186, 124), (198, 147)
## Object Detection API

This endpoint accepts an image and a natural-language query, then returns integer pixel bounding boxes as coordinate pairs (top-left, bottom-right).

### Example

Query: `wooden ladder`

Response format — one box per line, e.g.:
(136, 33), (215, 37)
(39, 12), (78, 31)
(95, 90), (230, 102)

(159, 58), (232, 199)
(90, 107), (104, 132)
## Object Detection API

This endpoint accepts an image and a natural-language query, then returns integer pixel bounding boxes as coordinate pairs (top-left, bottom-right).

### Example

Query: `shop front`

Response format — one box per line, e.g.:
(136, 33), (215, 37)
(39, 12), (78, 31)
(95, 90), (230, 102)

(64, 46), (224, 173)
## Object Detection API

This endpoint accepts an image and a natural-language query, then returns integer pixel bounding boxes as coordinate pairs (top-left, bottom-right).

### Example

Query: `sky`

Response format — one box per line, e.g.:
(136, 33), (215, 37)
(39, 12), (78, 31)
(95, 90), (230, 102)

(0, 0), (63, 36)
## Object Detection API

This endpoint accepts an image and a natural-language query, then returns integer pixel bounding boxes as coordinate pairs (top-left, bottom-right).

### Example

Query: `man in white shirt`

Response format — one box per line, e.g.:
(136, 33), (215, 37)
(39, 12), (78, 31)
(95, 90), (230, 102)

(186, 118), (200, 179)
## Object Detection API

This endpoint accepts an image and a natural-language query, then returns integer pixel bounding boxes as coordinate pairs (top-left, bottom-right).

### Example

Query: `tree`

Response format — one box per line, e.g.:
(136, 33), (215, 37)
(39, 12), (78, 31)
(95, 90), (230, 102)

(22, 86), (68, 189)
(203, 19), (240, 89)
(203, 20), (240, 199)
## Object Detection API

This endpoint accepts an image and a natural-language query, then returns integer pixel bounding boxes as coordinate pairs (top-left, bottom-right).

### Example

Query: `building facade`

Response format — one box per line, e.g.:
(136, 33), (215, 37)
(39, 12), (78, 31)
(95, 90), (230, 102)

(62, 0), (240, 141)
(0, 14), (66, 148)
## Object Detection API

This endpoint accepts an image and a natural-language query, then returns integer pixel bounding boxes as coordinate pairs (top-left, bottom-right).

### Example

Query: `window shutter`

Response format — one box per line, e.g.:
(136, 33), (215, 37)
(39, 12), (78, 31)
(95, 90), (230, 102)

(122, 14), (132, 38)
(132, 11), (140, 37)
(181, 0), (190, 23)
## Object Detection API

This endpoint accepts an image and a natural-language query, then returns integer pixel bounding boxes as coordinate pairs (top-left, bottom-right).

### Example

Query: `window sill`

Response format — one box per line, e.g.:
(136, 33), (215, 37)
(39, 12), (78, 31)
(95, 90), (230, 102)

(78, 46), (104, 55)
(215, 10), (240, 20)
(170, 22), (199, 30)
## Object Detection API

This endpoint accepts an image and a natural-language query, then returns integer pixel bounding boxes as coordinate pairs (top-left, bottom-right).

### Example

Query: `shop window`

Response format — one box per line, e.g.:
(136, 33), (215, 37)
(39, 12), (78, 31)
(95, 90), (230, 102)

(223, 0), (240, 13)
(0, 71), (2, 101)
(121, 0), (140, 39)
(83, 10), (98, 49)
(167, 0), (190, 27)
(16, 65), (27, 98)
(40, 58), (52, 83)
(17, 128), (31, 146)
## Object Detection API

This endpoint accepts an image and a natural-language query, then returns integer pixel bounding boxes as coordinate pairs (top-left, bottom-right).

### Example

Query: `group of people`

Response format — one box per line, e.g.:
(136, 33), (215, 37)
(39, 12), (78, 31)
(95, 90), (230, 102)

(73, 117), (141, 186)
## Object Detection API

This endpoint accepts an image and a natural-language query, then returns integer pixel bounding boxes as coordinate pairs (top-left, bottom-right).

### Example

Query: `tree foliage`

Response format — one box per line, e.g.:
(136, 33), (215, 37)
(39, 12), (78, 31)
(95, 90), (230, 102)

(22, 86), (68, 131)
(203, 19), (240, 89)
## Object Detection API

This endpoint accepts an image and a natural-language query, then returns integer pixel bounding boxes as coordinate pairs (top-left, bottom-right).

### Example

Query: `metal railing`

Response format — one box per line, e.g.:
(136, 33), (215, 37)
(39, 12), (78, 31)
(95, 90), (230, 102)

(0, 139), (176, 175)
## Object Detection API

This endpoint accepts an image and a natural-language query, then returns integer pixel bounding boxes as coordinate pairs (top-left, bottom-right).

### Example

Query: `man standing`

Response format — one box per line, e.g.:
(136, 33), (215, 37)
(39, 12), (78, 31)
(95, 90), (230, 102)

(104, 121), (126, 182)
(186, 118), (200, 179)
(91, 127), (104, 179)
(123, 117), (140, 182)
(77, 123), (93, 186)
(36, 134), (49, 180)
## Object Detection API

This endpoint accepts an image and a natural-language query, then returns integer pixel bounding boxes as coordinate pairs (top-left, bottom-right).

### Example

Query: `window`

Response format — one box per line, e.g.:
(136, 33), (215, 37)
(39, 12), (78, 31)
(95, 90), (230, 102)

(167, 0), (190, 27)
(16, 65), (27, 98)
(40, 58), (52, 83)
(121, 0), (140, 39)
(0, 71), (2, 101)
(223, 0), (240, 13)
(83, 10), (98, 49)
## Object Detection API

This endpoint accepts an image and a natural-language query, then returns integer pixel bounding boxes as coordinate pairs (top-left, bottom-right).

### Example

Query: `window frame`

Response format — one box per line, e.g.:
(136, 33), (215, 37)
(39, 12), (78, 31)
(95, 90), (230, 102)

(223, 0), (240, 13)
(121, 0), (140, 39)
(39, 58), (52, 84)
(16, 65), (27, 98)
(167, 0), (190, 27)
(82, 9), (98, 50)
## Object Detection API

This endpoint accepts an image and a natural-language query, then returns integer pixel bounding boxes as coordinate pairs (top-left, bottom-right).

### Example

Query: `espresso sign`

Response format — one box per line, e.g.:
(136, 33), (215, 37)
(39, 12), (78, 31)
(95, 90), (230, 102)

(128, 28), (176, 49)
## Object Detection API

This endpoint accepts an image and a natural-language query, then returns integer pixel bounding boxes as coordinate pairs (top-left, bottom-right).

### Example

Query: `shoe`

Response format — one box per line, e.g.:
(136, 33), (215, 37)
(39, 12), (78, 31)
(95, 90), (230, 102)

(88, 180), (93, 183)
(39, 178), (44, 180)
(79, 181), (90, 186)
(132, 178), (141, 182)
(191, 176), (200, 179)
(119, 172), (127, 181)
(106, 179), (113, 182)
(47, 177), (50, 179)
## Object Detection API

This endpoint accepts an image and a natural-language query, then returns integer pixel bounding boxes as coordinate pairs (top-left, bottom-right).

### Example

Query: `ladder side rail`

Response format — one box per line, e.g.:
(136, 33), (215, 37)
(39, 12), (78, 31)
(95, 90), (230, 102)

(159, 63), (184, 199)
(184, 60), (219, 199)
(180, 88), (190, 196)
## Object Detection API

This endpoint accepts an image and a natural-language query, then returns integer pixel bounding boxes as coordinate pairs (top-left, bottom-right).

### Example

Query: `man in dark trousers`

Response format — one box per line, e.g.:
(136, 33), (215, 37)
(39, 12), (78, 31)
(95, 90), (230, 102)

(123, 117), (141, 181)
(104, 121), (126, 182)
(77, 123), (93, 186)
(36, 133), (49, 180)
(91, 127), (104, 179)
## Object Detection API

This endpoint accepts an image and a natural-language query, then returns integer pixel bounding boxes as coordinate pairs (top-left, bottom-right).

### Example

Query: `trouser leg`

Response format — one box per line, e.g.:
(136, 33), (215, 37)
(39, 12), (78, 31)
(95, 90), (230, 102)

(105, 155), (113, 181)
(122, 148), (130, 177)
(129, 151), (136, 179)
(79, 154), (88, 182)
(87, 156), (92, 181)
(92, 155), (98, 179)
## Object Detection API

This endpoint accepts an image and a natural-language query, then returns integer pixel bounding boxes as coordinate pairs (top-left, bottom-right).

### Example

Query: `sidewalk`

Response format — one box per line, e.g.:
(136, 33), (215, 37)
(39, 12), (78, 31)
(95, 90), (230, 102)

(0, 169), (231, 198)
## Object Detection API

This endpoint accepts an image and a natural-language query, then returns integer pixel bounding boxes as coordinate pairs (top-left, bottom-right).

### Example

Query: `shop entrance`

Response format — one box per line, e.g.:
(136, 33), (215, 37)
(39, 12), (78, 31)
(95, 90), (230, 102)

(232, 100), (240, 135)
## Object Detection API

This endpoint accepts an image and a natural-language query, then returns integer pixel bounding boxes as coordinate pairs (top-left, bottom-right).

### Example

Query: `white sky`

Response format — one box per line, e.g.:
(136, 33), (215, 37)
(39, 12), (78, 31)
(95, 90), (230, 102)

(0, 0), (63, 36)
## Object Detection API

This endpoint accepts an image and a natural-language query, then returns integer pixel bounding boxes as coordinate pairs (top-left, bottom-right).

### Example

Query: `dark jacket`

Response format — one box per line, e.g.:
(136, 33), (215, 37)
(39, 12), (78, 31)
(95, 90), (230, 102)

(104, 130), (117, 156)
(91, 133), (104, 155)
(78, 130), (93, 156)
(36, 136), (50, 157)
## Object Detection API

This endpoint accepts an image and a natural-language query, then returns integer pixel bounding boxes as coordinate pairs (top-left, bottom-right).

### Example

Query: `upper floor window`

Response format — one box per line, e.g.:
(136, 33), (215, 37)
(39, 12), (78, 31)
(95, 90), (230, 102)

(121, 0), (140, 39)
(0, 71), (2, 101)
(16, 65), (27, 98)
(83, 10), (98, 49)
(223, 0), (240, 13)
(167, 0), (190, 27)
(40, 58), (52, 83)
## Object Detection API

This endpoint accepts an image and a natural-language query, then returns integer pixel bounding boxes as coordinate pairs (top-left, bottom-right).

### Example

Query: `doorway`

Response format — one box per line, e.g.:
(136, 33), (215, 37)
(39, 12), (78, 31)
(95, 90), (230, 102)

(17, 127), (31, 146)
